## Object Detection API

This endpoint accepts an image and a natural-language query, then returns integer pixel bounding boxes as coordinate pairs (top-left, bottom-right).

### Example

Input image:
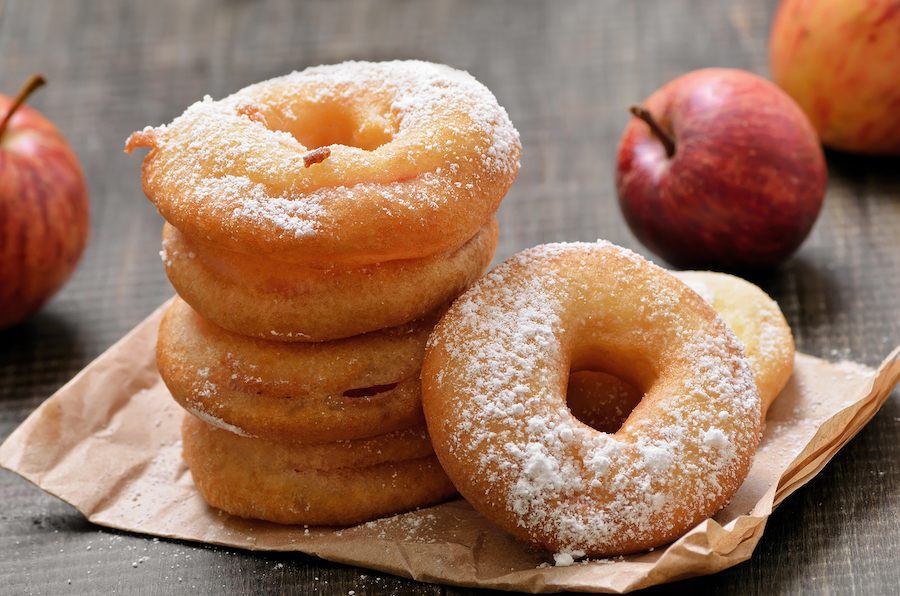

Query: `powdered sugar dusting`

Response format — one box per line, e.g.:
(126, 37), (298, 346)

(425, 242), (761, 557)
(135, 60), (520, 258)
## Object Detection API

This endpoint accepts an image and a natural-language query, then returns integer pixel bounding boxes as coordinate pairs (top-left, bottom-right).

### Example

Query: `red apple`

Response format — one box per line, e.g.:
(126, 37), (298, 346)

(769, 0), (900, 155)
(615, 68), (827, 271)
(0, 74), (90, 329)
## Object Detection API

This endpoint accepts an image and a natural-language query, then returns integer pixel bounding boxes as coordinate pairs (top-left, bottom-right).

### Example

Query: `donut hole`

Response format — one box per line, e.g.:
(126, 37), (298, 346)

(566, 337), (658, 434)
(342, 382), (400, 398)
(566, 371), (643, 433)
(265, 99), (396, 151)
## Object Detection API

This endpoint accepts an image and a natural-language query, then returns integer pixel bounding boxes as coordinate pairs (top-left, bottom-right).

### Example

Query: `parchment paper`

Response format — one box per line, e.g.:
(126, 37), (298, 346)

(2, 298), (899, 594)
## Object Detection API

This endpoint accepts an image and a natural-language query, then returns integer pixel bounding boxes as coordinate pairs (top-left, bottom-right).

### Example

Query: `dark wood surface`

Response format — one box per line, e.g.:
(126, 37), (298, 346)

(2, 1), (899, 594)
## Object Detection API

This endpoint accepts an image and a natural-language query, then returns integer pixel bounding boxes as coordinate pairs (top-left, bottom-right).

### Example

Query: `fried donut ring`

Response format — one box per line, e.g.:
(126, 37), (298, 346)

(160, 217), (497, 342)
(421, 242), (762, 558)
(158, 296), (441, 442)
(125, 60), (521, 268)
(182, 413), (457, 526)
(567, 271), (794, 431)
(675, 271), (794, 416)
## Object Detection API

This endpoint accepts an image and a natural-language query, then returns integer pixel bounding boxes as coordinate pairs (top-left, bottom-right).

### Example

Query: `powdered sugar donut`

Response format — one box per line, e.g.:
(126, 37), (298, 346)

(158, 296), (442, 443)
(181, 413), (457, 526)
(421, 242), (762, 558)
(159, 217), (497, 342)
(125, 60), (520, 268)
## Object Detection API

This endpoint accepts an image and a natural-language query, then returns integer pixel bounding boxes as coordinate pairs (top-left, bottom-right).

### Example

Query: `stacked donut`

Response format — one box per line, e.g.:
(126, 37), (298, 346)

(126, 61), (521, 526)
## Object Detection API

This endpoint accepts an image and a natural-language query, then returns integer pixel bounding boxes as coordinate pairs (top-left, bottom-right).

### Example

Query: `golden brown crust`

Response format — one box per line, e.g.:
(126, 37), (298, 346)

(421, 242), (762, 558)
(157, 296), (444, 442)
(161, 217), (497, 342)
(181, 413), (457, 526)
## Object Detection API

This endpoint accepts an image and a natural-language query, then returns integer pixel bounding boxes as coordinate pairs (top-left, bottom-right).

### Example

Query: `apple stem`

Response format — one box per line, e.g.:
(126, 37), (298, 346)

(0, 73), (47, 140)
(629, 104), (676, 158)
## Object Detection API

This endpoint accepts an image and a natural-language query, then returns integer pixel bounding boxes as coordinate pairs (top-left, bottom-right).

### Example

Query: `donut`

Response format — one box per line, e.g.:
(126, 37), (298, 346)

(674, 271), (794, 417)
(157, 296), (441, 443)
(567, 271), (794, 431)
(181, 413), (457, 526)
(125, 60), (521, 268)
(160, 217), (497, 341)
(420, 242), (762, 558)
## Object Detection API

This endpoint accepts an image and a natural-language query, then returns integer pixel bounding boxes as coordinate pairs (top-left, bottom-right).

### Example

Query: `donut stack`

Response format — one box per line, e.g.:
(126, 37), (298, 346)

(126, 61), (521, 525)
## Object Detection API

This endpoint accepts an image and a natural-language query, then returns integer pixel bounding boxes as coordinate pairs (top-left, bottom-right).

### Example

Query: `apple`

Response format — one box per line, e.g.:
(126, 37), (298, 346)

(615, 68), (827, 271)
(0, 74), (90, 329)
(769, 0), (900, 155)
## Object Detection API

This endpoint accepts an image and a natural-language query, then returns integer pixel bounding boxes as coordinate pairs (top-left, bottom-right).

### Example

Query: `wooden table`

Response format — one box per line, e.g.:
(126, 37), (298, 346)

(2, 1), (898, 594)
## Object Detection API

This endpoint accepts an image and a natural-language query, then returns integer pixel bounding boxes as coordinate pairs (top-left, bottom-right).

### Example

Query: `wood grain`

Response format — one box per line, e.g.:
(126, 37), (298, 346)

(1, 0), (898, 594)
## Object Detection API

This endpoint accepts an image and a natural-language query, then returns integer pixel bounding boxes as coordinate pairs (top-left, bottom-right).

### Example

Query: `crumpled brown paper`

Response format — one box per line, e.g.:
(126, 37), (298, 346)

(2, 298), (899, 594)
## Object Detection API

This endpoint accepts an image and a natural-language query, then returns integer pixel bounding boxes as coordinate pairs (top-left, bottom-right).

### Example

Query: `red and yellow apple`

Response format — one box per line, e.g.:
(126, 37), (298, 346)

(769, 0), (900, 155)
(615, 68), (827, 271)
(0, 75), (90, 329)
